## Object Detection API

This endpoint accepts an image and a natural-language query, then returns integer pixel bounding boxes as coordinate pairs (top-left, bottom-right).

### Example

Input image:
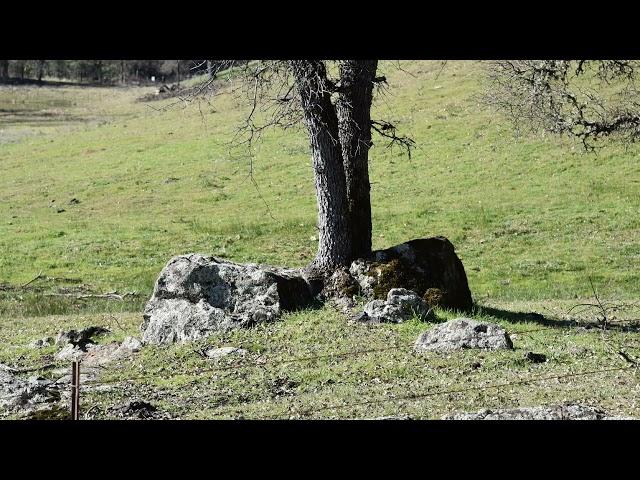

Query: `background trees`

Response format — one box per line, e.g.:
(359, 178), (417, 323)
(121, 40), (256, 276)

(0, 60), (213, 85)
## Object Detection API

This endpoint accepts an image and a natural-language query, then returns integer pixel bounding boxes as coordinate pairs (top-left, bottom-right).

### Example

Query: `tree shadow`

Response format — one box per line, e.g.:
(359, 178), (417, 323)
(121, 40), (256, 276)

(0, 108), (95, 126)
(473, 304), (640, 333)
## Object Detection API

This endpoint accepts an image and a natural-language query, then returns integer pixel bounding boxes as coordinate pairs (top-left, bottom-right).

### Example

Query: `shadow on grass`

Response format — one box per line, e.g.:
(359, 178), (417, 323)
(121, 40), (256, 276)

(474, 304), (640, 333)
(0, 108), (100, 127)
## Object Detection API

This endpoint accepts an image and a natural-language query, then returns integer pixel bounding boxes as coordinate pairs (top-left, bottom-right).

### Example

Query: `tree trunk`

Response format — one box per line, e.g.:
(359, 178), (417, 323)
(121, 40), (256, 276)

(0, 60), (8, 80)
(207, 60), (213, 79)
(37, 60), (45, 82)
(336, 60), (377, 260)
(291, 61), (352, 271)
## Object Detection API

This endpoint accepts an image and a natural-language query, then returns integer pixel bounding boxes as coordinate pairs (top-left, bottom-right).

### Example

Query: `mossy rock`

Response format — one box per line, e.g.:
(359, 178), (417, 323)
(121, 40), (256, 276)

(369, 258), (431, 299)
(423, 288), (444, 307)
(358, 237), (473, 311)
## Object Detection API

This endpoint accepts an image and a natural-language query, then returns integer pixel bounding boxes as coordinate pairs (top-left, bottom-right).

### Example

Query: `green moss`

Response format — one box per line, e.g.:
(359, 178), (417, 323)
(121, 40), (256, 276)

(423, 288), (444, 307)
(369, 258), (430, 299)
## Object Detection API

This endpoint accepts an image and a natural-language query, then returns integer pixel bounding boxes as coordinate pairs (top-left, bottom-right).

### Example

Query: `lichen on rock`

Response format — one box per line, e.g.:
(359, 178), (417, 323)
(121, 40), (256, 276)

(141, 254), (316, 344)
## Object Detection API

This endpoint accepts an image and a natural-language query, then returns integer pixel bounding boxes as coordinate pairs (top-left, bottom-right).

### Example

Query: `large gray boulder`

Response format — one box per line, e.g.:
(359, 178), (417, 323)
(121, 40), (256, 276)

(141, 254), (316, 344)
(354, 288), (432, 323)
(443, 404), (625, 420)
(415, 318), (513, 352)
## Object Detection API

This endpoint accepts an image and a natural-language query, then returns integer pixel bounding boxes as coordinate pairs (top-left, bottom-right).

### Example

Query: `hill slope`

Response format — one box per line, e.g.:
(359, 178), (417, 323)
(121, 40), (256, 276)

(1, 61), (639, 419)
(2, 60), (638, 315)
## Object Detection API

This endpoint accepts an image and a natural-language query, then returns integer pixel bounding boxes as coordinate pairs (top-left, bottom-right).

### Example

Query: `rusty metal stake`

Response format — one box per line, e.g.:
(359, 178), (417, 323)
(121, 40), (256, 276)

(70, 360), (80, 420)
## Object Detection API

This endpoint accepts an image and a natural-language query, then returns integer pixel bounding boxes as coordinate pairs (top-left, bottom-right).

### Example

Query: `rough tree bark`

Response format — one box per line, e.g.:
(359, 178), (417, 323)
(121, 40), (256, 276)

(36, 60), (45, 83)
(336, 60), (378, 260)
(290, 60), (352, 271)
(0, 60), (8, 80)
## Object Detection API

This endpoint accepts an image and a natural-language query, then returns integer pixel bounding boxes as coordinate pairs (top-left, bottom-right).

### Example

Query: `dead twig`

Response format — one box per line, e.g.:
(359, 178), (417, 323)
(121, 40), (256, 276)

(20, 271), (43, 288)
(618, 350), (639, 367)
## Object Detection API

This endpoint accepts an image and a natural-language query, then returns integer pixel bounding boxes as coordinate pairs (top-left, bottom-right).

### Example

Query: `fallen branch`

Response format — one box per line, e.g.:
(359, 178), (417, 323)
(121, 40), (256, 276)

(618, 350), (639, 367)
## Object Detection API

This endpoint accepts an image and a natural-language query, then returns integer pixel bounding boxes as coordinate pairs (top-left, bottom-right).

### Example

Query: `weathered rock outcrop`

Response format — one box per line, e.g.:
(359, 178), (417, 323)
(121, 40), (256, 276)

(415, 318), (513, 352)
(349, 237), (473, 311)
(141, 254), (316, 344)
(143, 237), (472, 343)
(443, 404), (628, 420)
(353, 288), (432, 323)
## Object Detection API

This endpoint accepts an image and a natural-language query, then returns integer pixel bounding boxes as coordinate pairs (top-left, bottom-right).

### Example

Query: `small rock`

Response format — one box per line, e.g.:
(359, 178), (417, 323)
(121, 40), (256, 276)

(54, 344), (84, 361)
(81, 343), (122, 366)
(351, 311), (370, 323)
(205, 346), (248, 359)
(333, 296), (356, 314)
(358, 288), (432, 324)
(415, 318), (513, 352)
(29, 336), (54, 349)
(120, 336), (142, 352)
(524, 351), (547, 364)
(115, 400), (163, 419)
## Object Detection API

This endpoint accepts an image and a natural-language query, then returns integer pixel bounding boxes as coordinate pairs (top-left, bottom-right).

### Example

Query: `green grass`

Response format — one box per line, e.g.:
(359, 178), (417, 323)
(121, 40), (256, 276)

(1, 61), (639, 419)
(2, 301), (639, 419)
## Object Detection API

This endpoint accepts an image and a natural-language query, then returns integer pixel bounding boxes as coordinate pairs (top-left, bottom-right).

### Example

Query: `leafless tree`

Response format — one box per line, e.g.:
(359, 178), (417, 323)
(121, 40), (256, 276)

(484, 60), (640, 150)
(187, 60), (413, 274)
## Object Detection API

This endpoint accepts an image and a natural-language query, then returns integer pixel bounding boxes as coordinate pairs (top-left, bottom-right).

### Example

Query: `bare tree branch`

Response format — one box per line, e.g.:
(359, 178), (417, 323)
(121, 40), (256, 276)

(484, 60), (640, 150)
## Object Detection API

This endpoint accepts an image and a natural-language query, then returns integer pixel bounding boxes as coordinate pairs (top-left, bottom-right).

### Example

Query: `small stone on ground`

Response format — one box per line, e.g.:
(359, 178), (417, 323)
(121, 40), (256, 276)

(415, 318), (513, 352)
(205, 346), (248, 359)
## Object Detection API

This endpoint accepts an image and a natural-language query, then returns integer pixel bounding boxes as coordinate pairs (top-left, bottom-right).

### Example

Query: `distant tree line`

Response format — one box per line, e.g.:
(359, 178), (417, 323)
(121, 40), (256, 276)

(0, 60), (236, 85)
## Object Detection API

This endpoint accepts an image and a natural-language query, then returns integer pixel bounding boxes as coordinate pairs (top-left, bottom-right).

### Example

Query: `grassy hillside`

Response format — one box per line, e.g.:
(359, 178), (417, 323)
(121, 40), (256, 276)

(1, 61), (639, 419)
(2, 60), (638, 314)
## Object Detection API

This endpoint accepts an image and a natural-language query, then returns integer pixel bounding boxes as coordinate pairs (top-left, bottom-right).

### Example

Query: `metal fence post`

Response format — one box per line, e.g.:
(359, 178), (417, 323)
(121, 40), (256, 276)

(71, 360), (80, 420)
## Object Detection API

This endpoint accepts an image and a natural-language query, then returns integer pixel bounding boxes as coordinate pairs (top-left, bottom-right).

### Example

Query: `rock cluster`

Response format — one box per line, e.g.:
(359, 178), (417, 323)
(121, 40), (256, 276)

(141, 237), (473, 344)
